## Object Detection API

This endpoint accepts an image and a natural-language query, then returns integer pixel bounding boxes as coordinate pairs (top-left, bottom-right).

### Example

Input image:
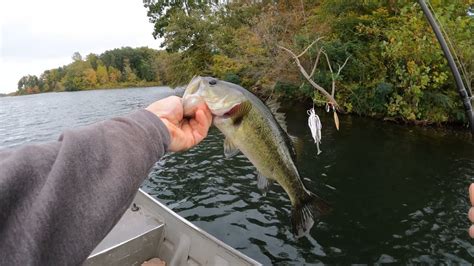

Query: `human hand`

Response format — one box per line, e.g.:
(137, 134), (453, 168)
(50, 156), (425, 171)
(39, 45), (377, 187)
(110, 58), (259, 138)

(469, 184), (474, 238)
(146, 96), (212, 152)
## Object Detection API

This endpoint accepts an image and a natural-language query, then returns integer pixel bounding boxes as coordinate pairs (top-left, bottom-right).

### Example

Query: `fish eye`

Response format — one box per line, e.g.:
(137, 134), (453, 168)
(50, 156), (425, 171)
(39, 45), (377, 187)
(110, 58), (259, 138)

(209, 79), (217, 85)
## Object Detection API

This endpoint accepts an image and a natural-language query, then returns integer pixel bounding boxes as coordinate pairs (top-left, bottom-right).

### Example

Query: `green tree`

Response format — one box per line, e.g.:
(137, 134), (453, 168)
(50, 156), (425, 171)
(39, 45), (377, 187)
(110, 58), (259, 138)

(96, 64), (109, 85)
(17, 75), (41, 94)
(72, 52), (83, 62)
(86, 53), (99, 70)
(83, 68), (98, 88)
(122, 59), (138, 83)
(62, 58), (92, 91)
(108, 66), (122, 84)
(143, 0), (214, 41)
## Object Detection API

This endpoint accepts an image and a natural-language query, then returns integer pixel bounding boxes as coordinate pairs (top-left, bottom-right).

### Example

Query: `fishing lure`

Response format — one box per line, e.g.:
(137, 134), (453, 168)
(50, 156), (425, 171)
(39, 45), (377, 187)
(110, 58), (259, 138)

(307, 107), (322, 155)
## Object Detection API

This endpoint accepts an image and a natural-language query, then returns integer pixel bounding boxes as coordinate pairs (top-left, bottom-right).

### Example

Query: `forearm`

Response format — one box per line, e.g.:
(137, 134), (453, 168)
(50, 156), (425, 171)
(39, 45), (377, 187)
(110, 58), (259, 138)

(0, 109), (170, 265)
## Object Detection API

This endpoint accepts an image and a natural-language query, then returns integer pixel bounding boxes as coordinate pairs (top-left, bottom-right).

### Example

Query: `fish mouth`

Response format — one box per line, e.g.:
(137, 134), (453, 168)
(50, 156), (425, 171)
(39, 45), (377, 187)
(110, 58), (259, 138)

(182, 75), (245, 118)
(210, 103), (240, 118)
(219, 103), (242, 118)
(182, 95), (239, 119)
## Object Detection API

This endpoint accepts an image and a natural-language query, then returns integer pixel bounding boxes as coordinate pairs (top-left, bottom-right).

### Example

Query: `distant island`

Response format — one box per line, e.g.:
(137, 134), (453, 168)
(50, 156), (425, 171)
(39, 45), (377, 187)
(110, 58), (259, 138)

(17, 47), (170, 95)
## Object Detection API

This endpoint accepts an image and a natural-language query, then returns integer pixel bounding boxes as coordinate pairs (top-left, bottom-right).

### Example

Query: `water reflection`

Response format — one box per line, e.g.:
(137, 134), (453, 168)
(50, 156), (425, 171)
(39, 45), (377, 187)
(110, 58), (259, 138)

(0, 88), (173, 148)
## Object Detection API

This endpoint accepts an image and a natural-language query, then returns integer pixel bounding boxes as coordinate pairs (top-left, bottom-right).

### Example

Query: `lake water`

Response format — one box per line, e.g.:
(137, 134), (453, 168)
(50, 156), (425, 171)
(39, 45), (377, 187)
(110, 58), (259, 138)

(1, 87), (473, 264)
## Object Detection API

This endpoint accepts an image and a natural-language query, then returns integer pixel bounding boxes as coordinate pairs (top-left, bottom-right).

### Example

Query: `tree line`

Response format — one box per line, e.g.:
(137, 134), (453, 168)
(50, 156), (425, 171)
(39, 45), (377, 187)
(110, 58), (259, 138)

(18, 0), (473, 125)
(17, 47), (175, 94)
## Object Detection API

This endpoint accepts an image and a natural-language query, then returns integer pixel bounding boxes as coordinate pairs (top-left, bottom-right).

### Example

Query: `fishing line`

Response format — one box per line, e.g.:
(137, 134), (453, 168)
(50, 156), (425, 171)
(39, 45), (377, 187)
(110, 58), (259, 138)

(426, 0), (472, 96)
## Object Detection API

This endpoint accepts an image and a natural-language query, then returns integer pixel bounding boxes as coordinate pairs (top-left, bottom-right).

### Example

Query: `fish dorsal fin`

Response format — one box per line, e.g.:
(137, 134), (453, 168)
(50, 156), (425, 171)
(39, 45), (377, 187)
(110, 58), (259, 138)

(223, 137), (240, 158)
(257, 172), (273, 196)
(266, 98), (287, 132)
(266, 97), (302, 159)
(289, 134), (303, 160)
(266, 97), (280, 114)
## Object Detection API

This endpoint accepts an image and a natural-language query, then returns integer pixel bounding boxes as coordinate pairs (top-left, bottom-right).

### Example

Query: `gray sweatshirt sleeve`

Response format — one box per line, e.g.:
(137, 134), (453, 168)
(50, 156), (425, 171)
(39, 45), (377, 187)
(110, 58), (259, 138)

(0, 109), (170, 266)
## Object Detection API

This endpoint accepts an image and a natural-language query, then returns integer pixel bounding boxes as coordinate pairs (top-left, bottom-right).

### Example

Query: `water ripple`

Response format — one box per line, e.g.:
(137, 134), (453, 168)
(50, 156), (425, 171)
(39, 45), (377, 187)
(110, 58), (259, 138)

(1, 89), (473, 264)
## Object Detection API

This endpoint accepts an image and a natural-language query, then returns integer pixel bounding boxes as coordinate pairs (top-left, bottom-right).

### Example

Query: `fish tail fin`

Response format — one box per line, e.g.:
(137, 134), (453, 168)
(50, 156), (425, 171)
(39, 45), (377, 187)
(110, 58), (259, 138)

(291, 191), (331, 238)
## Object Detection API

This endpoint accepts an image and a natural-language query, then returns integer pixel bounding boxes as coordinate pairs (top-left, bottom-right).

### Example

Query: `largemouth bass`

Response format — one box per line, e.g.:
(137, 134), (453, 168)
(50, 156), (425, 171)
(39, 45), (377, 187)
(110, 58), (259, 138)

(182, 76), (330, 238)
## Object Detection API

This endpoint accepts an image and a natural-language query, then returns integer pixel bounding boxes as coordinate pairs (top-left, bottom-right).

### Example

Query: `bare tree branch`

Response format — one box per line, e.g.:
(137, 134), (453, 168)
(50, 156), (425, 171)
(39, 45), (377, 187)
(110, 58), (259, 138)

(321, 51), (335, 97)
(297, 37), (324, 58)
(337, 56), (351, 76)
(300, 0), (306, 25)
(333, 55), (350, 97)
(309, 49), (322, 78)
(279, 38), (351, 114)
(322, 51), (350, 97)
(278, 44), (339, 108)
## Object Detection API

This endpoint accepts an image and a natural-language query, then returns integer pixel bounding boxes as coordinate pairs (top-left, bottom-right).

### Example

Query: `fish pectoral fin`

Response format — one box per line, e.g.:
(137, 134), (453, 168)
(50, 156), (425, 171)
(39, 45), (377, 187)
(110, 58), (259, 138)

(223, 137), (240, 158)
(291, 192), (331, 238)
(257, 172), (273, 196)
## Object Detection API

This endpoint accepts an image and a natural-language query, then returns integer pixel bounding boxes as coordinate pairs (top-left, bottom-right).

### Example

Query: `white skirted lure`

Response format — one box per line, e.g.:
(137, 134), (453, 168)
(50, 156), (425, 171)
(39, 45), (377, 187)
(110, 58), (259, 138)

(307, 107), (322, 155)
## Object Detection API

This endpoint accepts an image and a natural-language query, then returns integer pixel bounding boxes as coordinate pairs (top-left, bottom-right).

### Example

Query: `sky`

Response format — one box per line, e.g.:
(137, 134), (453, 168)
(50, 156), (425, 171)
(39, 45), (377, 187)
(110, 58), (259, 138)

(0, 0), (161, 93)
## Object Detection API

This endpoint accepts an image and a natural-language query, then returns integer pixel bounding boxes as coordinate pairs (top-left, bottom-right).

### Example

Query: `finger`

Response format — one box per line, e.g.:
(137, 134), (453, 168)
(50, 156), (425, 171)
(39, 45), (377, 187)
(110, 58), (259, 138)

(470, 225), (474, 238)
(188, 121), (206, 147)
(193, 109), (211, 136)
(194, 103), (212, 124)
(191, 110), (208, 143)
(162, 120), (185, 152)
(179, 121), (196, 150)
(188, 117), (201, 133)
(196, 109), (210, 127)
(202, 105), (212, 124)
(192, 129), (205, 146)
(187, 102), (208, 117)
(173, 96), (184, 121)
(170, 109), (211, 152)
(469, 207), (474, 223)
(195, 107), (212, 128)
(470, 183), (474, 206)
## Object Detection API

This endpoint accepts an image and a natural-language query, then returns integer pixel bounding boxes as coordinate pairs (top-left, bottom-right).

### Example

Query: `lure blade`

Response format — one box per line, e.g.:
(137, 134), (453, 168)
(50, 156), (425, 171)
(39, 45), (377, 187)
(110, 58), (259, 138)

(333, 111), (340, 131)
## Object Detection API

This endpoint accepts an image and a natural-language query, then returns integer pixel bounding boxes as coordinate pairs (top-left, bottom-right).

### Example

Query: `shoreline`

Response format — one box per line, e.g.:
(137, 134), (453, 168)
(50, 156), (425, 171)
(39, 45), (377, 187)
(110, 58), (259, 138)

(3, 86), (472, 133)
(11, 82), (166, 97)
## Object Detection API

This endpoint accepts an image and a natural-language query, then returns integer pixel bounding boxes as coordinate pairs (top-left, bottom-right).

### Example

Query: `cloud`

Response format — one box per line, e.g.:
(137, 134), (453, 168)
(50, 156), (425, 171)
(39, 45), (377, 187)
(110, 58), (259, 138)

(0, 57), (72, 93)
(0, 0), (161, 93)
(2, 23), (79, 60)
